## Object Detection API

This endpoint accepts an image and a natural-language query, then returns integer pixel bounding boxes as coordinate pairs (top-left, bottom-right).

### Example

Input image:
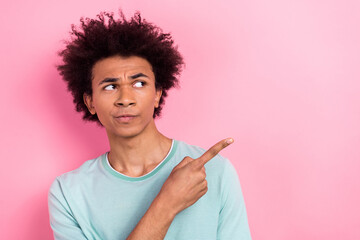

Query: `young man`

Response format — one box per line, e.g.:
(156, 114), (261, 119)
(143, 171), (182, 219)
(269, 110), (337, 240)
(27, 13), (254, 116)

(48, 11), (251, 240)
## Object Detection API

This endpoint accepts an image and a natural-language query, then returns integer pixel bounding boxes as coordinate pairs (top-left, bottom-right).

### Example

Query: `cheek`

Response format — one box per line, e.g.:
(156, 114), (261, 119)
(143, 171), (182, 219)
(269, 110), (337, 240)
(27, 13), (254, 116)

(139, 90), (157, 105)
(93, 95), (112, 113)
(145, 97), (156, 111)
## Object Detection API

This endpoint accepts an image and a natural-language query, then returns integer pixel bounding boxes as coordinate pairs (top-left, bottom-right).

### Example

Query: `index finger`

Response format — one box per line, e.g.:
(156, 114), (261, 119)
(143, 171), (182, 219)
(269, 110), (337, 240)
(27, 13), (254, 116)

(197, 138), (234, 165)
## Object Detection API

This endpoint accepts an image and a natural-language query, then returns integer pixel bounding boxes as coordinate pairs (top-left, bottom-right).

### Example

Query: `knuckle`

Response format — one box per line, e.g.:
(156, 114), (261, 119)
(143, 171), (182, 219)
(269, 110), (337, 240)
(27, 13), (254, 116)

(185, 157), (194, 164)
(209, 148), (217, 156)
(191, 161), (200, 170)
(181, 156), (189, 163)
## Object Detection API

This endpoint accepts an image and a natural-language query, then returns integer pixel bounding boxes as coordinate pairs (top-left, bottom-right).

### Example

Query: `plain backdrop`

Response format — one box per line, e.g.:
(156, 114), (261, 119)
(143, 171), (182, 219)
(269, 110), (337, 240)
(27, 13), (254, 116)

(0, 0), (359, 239)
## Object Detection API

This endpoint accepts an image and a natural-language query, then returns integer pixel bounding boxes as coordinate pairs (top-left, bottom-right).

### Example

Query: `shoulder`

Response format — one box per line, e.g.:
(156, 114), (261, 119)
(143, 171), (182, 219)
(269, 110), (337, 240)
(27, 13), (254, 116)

(59, 154), (103, 181)
(49, 154), (105, 194)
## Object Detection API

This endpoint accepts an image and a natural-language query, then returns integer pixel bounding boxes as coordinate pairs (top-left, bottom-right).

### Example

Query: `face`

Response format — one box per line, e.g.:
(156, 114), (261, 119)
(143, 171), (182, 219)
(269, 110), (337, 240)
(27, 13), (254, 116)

(84, 55), (162, 139)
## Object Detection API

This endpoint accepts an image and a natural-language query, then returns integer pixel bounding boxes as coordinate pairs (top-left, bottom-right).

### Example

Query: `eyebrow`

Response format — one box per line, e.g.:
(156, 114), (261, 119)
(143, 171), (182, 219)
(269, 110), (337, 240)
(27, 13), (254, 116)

(98, 78), (118, 86)
(98, 73), (149, 86)
(129, 73), (149, 79)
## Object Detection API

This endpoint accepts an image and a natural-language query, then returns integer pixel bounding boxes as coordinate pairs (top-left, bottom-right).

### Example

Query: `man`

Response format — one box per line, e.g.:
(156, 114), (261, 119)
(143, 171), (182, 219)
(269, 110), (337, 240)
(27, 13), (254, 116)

(48, 11), (251, 240)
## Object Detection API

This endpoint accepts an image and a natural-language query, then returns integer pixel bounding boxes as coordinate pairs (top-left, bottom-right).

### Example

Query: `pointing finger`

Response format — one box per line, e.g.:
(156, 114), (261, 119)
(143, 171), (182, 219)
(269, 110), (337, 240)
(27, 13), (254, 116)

(197, 138), (234, 166)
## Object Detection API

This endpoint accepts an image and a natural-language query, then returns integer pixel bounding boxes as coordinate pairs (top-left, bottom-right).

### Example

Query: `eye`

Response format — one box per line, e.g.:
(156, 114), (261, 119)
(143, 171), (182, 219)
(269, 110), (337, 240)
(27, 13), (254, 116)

(133, 81), (146, 88)
(104, 84), (116, 91)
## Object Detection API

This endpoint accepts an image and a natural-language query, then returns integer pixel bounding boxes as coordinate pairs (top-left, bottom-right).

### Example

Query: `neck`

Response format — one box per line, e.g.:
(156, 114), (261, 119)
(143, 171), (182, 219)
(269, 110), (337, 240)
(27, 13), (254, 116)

(106, 121), (172, 177)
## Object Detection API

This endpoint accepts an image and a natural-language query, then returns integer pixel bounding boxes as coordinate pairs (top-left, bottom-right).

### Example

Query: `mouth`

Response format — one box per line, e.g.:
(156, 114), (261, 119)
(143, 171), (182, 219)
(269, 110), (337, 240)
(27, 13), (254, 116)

(114, 114), (138, 123)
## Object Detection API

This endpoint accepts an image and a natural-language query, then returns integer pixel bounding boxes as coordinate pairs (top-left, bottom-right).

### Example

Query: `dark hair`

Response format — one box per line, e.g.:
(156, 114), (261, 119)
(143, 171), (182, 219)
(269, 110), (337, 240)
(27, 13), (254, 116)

(57, 11), (184, 122)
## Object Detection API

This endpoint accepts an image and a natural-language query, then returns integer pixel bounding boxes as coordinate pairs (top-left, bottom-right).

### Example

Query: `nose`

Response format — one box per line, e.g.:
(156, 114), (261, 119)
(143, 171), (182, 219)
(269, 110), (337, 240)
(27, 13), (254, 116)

(115, 86), (136, 107)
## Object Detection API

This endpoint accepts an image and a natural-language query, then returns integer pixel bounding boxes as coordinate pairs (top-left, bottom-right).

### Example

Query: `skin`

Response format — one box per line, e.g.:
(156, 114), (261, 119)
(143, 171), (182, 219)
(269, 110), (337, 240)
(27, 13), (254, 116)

(84, 55), (233, 239)
(84, 55), (171, 176)
(128, 138), (233, 240)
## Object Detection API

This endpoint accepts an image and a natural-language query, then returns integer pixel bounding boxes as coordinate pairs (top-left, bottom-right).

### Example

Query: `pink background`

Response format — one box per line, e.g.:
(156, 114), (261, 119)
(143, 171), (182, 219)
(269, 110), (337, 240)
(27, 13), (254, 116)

(1, 0), (359, 239)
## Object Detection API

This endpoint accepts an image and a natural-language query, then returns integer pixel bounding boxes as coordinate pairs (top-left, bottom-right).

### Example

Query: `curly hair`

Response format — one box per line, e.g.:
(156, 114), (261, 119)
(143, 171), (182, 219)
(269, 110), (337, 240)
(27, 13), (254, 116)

(57, 10), (184, 122)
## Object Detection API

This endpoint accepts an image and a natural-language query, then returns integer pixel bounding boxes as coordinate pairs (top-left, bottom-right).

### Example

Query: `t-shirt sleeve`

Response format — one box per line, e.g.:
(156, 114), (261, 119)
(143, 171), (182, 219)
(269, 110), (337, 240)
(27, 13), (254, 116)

(217, 159), (252, 240)
(48, 177), (88, 240)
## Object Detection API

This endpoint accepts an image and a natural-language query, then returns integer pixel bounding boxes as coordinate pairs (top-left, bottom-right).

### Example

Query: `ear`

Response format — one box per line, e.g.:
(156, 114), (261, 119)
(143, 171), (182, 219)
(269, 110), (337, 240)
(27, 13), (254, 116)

(154, 88), (162, 108)
(83, 93), (96, 115)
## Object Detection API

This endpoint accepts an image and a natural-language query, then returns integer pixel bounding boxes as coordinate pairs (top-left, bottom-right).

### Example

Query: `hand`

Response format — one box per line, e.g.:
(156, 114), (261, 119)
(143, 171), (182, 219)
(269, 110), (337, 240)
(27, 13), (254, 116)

(158, 138), (234, 215)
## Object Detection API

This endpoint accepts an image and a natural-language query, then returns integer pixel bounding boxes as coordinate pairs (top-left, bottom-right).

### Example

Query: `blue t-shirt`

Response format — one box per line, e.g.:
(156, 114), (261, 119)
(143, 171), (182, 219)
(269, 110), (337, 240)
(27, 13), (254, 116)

(48, 140), (251, 239)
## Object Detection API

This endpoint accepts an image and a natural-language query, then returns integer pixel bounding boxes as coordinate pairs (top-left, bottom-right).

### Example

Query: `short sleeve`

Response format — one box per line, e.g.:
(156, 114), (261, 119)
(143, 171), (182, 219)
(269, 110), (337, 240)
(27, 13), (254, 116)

(217, 160), (252, 240)
(48, 177), (88, 240)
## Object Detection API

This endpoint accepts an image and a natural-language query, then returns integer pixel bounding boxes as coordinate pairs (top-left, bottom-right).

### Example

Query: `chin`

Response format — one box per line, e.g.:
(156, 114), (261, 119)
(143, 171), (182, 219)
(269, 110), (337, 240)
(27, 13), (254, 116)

(110, 125), (147, 139)
(116, 131), (141, 139)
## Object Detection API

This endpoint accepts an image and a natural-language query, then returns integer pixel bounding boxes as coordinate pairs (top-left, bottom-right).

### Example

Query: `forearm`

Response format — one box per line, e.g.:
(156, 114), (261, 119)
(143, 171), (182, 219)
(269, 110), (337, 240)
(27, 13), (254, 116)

(127, 139), (230, 240)
(127, 194), (177, 240)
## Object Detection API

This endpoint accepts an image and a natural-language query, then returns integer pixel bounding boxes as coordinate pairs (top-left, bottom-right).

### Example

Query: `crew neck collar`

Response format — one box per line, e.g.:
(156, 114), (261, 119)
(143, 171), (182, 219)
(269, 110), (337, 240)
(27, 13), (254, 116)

(101, 139), (177, 181)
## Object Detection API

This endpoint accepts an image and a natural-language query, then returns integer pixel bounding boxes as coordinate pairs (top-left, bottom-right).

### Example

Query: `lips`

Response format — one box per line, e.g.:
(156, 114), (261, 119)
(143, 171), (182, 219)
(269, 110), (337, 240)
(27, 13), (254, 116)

(114, 114), (138, 123)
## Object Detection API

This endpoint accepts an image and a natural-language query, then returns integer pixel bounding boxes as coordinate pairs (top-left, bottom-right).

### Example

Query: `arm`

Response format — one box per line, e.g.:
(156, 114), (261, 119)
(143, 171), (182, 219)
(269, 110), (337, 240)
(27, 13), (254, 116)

(48, 178), (91, 240)
(126, 191), (176, 240)
(127, 138), (234, 240)
(49, 139), (233, 240)
(127, 155), (207, 239)
(49, 158), (209, 240)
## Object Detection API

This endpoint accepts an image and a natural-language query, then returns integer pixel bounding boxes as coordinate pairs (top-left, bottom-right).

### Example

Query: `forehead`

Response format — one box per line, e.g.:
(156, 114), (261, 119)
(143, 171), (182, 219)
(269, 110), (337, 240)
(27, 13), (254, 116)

(91, 55), (153, 80)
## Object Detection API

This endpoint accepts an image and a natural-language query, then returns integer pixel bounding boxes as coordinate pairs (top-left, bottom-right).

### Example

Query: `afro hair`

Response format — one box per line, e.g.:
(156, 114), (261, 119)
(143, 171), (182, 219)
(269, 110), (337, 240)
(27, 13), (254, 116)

(57, 10), (184, 122)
